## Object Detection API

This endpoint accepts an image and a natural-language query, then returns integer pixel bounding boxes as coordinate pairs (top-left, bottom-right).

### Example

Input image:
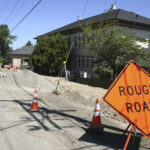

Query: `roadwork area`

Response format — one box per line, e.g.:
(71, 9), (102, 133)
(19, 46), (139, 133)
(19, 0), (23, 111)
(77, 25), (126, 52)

(0, 69), (149, 150)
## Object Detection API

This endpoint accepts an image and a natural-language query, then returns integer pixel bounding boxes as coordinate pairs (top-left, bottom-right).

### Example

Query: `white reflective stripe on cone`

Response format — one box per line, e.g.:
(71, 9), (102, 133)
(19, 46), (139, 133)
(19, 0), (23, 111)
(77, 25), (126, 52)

(34, 93), (37, 97)
(95, 104), (100, 110)
(94, 111), (100, 116)
(33, 100), (38, 103)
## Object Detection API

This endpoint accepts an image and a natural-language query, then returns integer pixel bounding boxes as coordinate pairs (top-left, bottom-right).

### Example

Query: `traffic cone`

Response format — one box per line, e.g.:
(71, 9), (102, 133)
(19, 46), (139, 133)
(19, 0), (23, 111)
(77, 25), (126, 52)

(31, 89), (38, 111)
(13, 64), (15, 71)
(87, 98), (104, 134)
(91, 98), (101, 127)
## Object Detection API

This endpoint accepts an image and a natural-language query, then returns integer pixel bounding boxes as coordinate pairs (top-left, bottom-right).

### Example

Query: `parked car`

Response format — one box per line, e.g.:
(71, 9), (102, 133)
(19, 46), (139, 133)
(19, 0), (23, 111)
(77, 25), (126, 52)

(2, 62), (12, 69)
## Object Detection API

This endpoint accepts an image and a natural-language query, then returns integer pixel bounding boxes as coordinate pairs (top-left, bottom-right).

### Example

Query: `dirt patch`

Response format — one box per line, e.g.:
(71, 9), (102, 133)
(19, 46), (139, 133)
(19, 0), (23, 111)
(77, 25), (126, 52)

(12, 69), (56, 94)
(1, 68), (127, 123)
(42, 76), (127, 123)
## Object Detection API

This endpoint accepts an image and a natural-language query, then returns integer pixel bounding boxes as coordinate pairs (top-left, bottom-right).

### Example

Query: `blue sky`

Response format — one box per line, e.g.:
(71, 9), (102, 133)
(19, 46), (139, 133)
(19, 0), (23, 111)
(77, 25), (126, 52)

(0, 0), (150, 49)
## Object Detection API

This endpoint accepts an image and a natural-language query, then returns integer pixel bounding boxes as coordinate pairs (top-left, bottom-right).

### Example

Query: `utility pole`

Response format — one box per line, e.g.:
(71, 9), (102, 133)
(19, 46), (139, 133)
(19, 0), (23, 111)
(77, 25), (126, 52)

(55, 42), (73, 90)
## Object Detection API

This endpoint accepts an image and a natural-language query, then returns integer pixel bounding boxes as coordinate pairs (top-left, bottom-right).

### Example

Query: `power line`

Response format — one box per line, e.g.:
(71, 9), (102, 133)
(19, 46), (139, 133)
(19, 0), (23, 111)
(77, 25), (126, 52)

(10, 0), (42, 33)
(82, 0), (89, 17)
(0, 0), (10, 23)
(7, 0), (26, 25)
(4, 0), (20, 23)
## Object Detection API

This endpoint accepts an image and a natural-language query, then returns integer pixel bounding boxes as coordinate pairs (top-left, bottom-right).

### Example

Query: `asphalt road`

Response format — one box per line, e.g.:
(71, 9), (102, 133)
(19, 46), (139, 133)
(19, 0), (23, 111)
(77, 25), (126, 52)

(0, 72), (149, 150)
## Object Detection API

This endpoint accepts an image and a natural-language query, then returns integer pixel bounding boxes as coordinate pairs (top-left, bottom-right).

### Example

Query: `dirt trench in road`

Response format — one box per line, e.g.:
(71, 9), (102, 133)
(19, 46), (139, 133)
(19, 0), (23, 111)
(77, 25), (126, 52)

(0, 69), (149, 150)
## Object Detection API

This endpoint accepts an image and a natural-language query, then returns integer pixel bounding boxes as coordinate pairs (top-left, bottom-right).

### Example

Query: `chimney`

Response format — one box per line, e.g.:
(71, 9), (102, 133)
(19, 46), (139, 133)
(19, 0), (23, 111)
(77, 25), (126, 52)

(111, 4), (116, 10)
(77, 16), (82, 21)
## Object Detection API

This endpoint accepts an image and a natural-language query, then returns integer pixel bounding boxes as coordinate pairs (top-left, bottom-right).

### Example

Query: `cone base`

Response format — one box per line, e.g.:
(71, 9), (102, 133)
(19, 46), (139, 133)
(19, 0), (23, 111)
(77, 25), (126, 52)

(31, 102), (38, 111)
(91, 116), (101, 127)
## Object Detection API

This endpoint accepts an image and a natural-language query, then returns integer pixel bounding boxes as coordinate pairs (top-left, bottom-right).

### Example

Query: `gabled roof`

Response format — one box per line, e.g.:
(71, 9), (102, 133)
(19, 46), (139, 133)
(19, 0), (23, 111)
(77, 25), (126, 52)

(8, 45), (34, 55)
(37, 9), (150, 38)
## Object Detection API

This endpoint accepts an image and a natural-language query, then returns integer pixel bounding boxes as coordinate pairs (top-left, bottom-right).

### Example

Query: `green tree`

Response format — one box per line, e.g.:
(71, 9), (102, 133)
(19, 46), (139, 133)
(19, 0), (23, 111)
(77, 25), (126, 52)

(0, 24), (16, 58)
(26, 40), (33, 46)
(83, 11), (149, 80)
(32, 33), (68, 74)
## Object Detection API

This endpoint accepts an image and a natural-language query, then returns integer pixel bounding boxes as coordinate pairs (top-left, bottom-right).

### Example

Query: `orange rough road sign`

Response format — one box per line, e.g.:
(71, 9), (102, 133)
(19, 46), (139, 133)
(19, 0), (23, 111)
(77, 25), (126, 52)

(103, 60), (150, 137)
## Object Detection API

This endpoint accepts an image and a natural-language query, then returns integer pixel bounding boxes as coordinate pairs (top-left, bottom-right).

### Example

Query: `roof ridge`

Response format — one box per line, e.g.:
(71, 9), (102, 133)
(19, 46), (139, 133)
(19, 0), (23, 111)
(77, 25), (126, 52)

(36, 9), (150, 38)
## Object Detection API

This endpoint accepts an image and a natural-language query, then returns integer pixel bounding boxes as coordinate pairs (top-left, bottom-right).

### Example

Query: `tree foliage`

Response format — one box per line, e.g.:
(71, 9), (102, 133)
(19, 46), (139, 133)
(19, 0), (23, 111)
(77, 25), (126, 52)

(32, 33), (68, 73)
(0, 24), (16, 58)
(25, 40), (33, 46)
(83, 11), (150, 80)
(0, 56), (4, 65)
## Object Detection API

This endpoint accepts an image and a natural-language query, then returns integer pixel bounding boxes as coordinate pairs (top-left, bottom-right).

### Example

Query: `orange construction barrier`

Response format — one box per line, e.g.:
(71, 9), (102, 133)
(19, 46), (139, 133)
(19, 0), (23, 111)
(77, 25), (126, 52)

(87, 98), (104, 134)
(31, 89), (38, 111)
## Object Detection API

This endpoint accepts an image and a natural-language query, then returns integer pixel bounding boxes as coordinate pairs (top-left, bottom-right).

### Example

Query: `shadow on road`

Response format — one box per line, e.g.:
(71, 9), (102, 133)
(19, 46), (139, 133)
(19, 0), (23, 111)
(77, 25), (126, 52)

(79, 130), (141, 150)
(1, 99), (144, 150)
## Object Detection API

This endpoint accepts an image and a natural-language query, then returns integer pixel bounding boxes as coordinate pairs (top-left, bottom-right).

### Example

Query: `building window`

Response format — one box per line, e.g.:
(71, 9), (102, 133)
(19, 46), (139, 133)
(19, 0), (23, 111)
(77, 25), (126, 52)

(90, 56), (94, 68)
(90, 33), (96, 47)
(86, 56), (89, 68)
(82, 35), (86, 48)
(23, 59), (29, 63)
(78, 36), (81, 48)
(82, 56), (85, 68)
(74, 36), (77, 48)
(74, 55), (77, 66)
(77, 55), (80, 67)
(23, 59), (30, 65)
(68, 37), (71, 47)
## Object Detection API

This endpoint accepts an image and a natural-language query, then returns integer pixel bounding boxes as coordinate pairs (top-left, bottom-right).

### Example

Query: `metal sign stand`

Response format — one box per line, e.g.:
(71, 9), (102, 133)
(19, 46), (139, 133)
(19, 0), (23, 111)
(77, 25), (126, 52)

(122, 124), (132, 136)
(122, 124), (135, 150)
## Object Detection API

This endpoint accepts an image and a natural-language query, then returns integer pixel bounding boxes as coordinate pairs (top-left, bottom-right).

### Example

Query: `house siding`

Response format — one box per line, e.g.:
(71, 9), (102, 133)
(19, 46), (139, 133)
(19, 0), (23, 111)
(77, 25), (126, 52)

(36, 9), (150, 79)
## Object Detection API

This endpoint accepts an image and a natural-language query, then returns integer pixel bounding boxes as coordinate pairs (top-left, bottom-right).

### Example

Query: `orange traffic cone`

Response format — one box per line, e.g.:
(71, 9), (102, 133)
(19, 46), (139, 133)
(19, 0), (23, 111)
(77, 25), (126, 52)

(13, 64), (15, 71)
(91, 98), (101, 127)
(87, 98), (104, 134)
(31, 89), (38, 111)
